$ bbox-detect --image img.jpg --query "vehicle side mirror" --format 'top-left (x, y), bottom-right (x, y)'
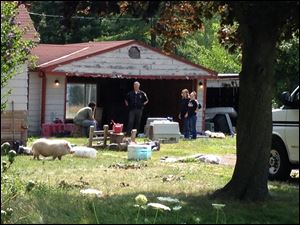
top-left (280, 91), bottom-right (292, 106)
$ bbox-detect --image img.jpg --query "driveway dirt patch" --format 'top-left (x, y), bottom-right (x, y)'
top-left (219, 154), bottom-right (236, 166)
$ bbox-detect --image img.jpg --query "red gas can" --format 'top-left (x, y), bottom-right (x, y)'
top-left (112, 120), bottom-right (123, 133)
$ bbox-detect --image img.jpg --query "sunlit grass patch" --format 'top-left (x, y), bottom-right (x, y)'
top-left (1, 136), bottom-right (298, 224)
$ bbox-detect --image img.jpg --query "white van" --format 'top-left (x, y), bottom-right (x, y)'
top-left (270, 86), bottom-right (299, 180)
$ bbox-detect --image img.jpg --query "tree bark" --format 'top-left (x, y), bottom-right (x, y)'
top-left (213, 6), bottom-right (279, 201)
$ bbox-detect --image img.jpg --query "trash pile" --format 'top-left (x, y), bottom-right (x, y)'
top-left (80, 188), bottom-right (103, 198)
top-left (108, 162), bottom-right (147, 170)
top-left (204, 130), bottom-right (226, 139)
top-left (160, 154), bottom-right (221, 164)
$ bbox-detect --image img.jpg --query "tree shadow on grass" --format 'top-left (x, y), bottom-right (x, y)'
top-left (16, 183), bottom-right (299, 224)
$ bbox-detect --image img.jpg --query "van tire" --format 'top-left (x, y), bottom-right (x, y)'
top-left (268, 139), bottom-right (291, 181)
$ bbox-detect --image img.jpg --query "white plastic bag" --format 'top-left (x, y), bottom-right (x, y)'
top-left (72, 146), bottom-right (97, 158)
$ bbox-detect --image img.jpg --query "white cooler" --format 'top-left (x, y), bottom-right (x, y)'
top-left (127, 144), bottom-right (152, 160)
top-left (144, 117), bottom-right (170, 137)
top-left (149, 121), bottom-right (180, 143)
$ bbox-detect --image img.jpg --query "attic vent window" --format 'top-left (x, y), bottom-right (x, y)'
top-left (128, 46), bottom-right (140, 59)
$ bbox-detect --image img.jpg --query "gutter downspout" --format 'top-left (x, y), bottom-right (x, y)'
top-left (39, 71), bottom-right (46, 128)
top-left (64, 76), bottom-right (67, 122)
top-left (202, 79), bottom-right (207, 131)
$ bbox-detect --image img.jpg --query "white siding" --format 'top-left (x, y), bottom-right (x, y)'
top-left (207, 79), bottom-right (239, 88)
top-left (45, 75), bottom-right (65, 123)
top-left (197, 79), bottom-right (205, 132)
top-left (53, 44), bottom-right (212, 77)
top-left (28, 72), bottom-right (42, 135)
top-left (1, 64), bottom-right (28, 111)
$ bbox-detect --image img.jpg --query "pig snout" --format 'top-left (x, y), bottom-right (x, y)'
top-left (65, 143), bottom-right (74, 154)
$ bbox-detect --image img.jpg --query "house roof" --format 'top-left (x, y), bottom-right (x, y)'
top-left (31, 40), bottom-right (218, 79)
top-left (15, 4), bottom-right (40, 42)
top-left (31, 40), bottom-right (134, 68)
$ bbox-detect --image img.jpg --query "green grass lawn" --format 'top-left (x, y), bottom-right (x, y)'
top-left (1, 136), bottom-right (299, 224)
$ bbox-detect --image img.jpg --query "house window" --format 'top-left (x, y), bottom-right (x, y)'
top-left (128, 46), bottom-right (140, 59)
top-left (66, 83), bottom-right (97, 119)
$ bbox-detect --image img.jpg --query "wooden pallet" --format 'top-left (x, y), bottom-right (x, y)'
top-left (1, 110), bottom-right (28, 145)
top-left (88, 125), bottom-right (111, 148)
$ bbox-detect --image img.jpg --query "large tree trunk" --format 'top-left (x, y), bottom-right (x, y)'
top-left (213, 6), bottom-right (279, 201)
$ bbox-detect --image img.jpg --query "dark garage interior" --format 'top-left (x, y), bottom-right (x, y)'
top-left (66, 76), bottom-right (195, 132)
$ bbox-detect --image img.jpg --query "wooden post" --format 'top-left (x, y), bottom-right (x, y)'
top-left (88, 125), bottom-right (95, 147)
top-left (131, 129), bottom-right (137, 143)
top-left (103, 125), bottom-right (109, 147)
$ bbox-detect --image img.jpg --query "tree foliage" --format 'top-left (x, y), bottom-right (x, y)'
top-left (95, 15), bottom-right (152, 44)
top-left (176, 16), bottom-right (241, 73)
top-left (1, 1), bottom-right (35, 111)
top-left (27, 1), bottom-right (103, 44)
top-left (273, 31), bottom-right (299, 106)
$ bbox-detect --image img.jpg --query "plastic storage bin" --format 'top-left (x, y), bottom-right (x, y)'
top-left (127, 144), bottom-right (151, 160)
top-left (149, 121), bottom-right (181, 143)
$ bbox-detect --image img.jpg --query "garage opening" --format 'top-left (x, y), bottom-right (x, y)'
top-left (66, 76), bottom-right (194, 133)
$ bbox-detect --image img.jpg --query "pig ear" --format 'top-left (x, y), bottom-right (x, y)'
top-left (65, 143), bottom-right (69, 147)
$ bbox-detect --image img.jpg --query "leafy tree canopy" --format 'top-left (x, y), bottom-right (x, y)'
top-left (273, 31), bottom-right (299, 106)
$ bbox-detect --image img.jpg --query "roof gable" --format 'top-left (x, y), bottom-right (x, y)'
top-left (31, 40), bottom-right (135, 67)
top-left (32, 40), bottom-right (217, 79)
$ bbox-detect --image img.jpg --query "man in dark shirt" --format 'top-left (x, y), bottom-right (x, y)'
top-left (125, 81), bottom-right (149, 135)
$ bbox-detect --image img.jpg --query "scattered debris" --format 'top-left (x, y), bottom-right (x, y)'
top-left (120, 182), bottom-right (130, 187)
top-left (18, 146), bottom-right (32, 155)
top-left (147, 203), bottom-right (171, 211)
top-left (205, 130), bottom-right (225, 139)
top-left (108, 163), bottom-right (147, 170)
top-left (58, 177), bottom-right (89, 189)
top-left (72, 146), bottom-right (97, 158)
top-left (143, 140), bottom-right (160, 151)
top-left (161, 174), bottom-right (185, 182)
top-left (157, 196), bottom-right (180, 203)
top-left (160, 154), bottom-right (221, 164)
top-left (197, 155), bottom-right (220, 164)
top-left (108, 143), bottom-right (120, 150)
top-left (1, 142), bottom-right (11, 155)
top-left (291, 170), bottom-right (299, 178)
top-left (108, 139), bottom-right (160, 152)
top-left (80, 188), bottom-right (103, 198)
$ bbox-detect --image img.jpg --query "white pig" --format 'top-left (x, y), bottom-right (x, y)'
top-left (32, 138), bottom-right (74, 160)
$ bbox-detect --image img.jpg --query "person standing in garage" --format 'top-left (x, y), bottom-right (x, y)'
top-left (187, 91), bottom-right (199, 139)
top-left (125, 81), bottom-right (149, 135)
top-left (178, 89), bottom-right (190, 139)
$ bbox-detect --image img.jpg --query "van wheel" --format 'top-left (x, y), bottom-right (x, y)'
top-left (268, 139), bottom-right (291, 181)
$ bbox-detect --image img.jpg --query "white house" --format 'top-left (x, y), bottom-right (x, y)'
top-left (1, 4), bottom-right (39, 145)
top-left (29, 40), bottom-right (218, 135)
top-left (4, 4), bottom-right (240, 141)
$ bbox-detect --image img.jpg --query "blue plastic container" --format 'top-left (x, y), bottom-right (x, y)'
top-left (127, 144), bottom-right (151, 160)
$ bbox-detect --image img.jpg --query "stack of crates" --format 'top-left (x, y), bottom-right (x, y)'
top-left (42, 123), bottom-right (51, 137)
top-left (51, 123), bottom-right (64, 136)
top-left (64, 123), bottom-right (75, 134)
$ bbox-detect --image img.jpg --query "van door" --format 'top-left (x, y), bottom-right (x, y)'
top-left (285, 89), bottom-right (299, 163)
